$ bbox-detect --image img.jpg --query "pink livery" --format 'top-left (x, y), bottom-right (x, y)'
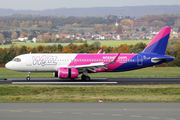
top-left (5, 27), bottom-right (174, 81)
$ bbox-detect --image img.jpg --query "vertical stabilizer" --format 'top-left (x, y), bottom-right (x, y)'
top-left (141, 27), bottom-right (171, 55)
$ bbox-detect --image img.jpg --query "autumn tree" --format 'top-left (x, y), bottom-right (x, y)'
top-left (21, 31), bottom-right (28, 37)
top-left (57, 44), bottom-right (63, 52)
top-left (12, 20), bottom-right (18, 27)
top-left (11, 32), bottom-right (18, 39)
top-left (174, 19), bottom-right (180, 28)
top-left (36, 45), bottom-right (44, 53)
top-left (20, 21), bottom-right (26, 27)
top-left (7, 45), bottom-right (17, 61)
top-left (150, 20), bottom-right (167, 27)
top-left (130, 42), bottom-right (146, 53)
top-left (47, 21), bottom-right (52, 28)
top-left (18, 46), bottom-right (27, 55)
top-left (95, 24), bottom-right (104, 32)
top-left (0, 49), bottom-right (8, 64)
top-left (0, 21), bottom-right (4, 27)
top-left (0, 33), bottom-right (4, 40)
top-left (51, 34), bottom-right (56, 42)
top-left (38, 21), bottom-right (46, 27)
top-left (43, 34), bottom-right (51, 42)
top-left (26, 21), bottom-right (30, 27)
top-left (3, 31), bottom-right (11, 38)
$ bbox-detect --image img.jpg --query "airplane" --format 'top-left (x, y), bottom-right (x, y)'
top-left (5, 27), bottom-right (174, 81)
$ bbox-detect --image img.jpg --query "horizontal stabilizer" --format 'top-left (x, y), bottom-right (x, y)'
top-left (151, 56), bottom-right (174, 63)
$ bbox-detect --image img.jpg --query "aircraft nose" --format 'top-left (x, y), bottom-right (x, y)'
top-left (5, 62), bottom-right (12, 70)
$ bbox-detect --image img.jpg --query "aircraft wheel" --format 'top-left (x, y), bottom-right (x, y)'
top-left (81, 75), bottom-right (86, 80)
top-left (85, 76), bottom-right (90, 81)
top-left (26, 77), bottom-right (30, 81)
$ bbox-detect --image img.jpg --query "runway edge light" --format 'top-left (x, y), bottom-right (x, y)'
top-left (99, 99), bottom-right (103, 103)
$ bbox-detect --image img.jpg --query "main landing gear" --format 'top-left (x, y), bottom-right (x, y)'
top-left (26, 72), bottom-right (31, 81)
top-left (81, 74), bottom-right (90, 81)
top-left (81, 70), bottom-right (90, 81)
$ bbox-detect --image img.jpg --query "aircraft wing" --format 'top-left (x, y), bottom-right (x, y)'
top-left (73, 62), bottom-right (107, 72)
top-left (70, 52), bottom-right (121, 72)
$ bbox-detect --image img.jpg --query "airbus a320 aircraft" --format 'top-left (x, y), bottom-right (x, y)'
top-left (5, 27), bottom-right (174, 81)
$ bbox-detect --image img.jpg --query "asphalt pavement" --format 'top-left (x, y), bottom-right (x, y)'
top-left (0, 77), bottom-right (180, 85)
top-left (0, 103), bottom-right (179, 120)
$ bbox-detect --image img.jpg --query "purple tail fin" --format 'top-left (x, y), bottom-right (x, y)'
top-left (141, 27), bottom-right (171, 55)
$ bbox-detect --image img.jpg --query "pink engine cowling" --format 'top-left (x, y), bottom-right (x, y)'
top-left (56, 67), bottom-right (78, 79)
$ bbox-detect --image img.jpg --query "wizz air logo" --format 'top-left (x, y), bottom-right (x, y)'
top-left (32, 56), bottom-right (57, 66)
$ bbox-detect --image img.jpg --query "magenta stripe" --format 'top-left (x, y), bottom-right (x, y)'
top-left (145, 27), bottom-right (171, 49)
top-left (68, 54), bottom-right (136, 71)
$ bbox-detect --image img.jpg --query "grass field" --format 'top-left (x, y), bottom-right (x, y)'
top-left (0, 40), bottom-right (151, 48)
top-left (88, 40), bottom-right (151, 47)
top-left (1, 67), bottom-right (180, 102)
top-left (0, 85), bottom-right (180, 102)
top-left (0, 67), bottom-right (180, 78)
top-left (0, 43), bottom-right (84, 48)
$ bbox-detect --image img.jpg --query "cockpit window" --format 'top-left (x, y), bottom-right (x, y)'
top-left (13, 58), bottom-right (21, 62)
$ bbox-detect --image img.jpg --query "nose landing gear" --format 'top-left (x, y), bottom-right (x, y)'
top-left (26, 72), bottom-right (31, 81)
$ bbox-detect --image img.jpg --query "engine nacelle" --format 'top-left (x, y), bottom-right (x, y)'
top-left (57, 67), bottom-right (78, 79)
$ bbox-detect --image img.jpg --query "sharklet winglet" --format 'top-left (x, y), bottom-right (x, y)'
top-left (97, 49), bottom-right (102, 54)
top-left (107, 52), bottom-right (120, 64)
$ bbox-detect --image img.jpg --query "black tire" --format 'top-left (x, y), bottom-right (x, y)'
top-left (81, 75), bottom-right (86, 80)
top-left (26, 77), bottom-right (30, 81)
top-left (85, 76), bottom-right (90, 81)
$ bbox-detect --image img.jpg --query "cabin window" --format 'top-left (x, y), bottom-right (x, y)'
top-left (13, 58), bottom-right (21, 62)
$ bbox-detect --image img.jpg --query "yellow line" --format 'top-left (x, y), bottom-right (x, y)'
top-left (112, 114), bottom-right (123, 116)
top-left (130, 115), bottom-right (142, 118)
top-left (148, 117), bottom-right (160, 119)
top-left (72, 112), bottom-right (83, 114)
top-left (92, 113), bottom-right (104, 115)
top-left (166, 118), bottom-right (176, 120)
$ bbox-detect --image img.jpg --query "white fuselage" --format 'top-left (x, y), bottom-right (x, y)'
top-left (6, 54), bottom-right (77, 72)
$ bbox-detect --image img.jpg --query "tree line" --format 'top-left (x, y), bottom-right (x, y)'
top-left (0, 42), bottom-right (180, 67)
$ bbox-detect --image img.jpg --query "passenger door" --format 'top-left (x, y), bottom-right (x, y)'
top-left (137, 55), bottom-right (143, 66)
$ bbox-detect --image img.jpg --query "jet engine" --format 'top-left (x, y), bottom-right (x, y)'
top-left (53, 67), bottom-right (79, 79)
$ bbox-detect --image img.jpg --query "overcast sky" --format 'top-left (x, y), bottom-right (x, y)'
top-left (1, 0), bottom-right (180, 10)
